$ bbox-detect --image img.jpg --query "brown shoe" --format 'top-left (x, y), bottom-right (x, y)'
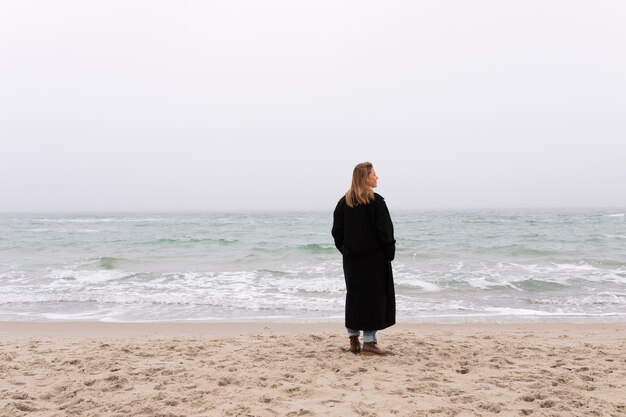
top-left (362, 342), bottom-right (386, 356)
top-left (349, 336), bottom-right (361, 354)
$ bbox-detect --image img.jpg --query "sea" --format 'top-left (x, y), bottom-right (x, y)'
top-left (1, 209), bottom-right (625, 323)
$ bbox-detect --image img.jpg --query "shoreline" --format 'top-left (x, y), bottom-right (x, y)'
top-left (2, 320), bottom-right (626, 337)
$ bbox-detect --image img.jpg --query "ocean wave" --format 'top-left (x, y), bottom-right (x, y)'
top-left (76, 257), bottom-right (132, 270)
top-left (552, 263), bottom-right (598, 271)
top-left (34, 217), bottom-right (168, 224)
top-left (148, 237), bottom-right (240, 246)
top-left (296, 243), bottom-right (336, 254)
top-left (513, 279), bottom-right (569, 291)
top-left (98, 257), bottom-right (120, 270)
top-left (395, 280), bottom-right (441, 292)
top-left (465, 278), bottom-right (523, 291)
top-left (392, 261), bottom-right (626, 292)
top-left (603, 234), bottom-right (626, 239)
top-left (46, 268), bottom-right (133, 283)
top-left (483, 307), bottom-right (554, 316)
top-left (529, 293), bottom-right (626, 306)
top-left (510, 262), bottom-right (620, 277)
top-left (0, 271), bottom-right (30, 283)
top-left (36, 218), bottom-right (116, 224)
top-left (606, 213), bottom-right (624, 218)
top-left (469, 245), bottom-right (562, 257)
top-left (254, 269), bottom-right (290, 278)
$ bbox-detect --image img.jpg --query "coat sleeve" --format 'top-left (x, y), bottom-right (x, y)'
top-left (331, 200), bottom-right (344, 254)
top-left (375, 198), bottom-right (396, 261)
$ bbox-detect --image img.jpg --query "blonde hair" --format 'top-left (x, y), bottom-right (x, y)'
top-left (345, 162), bottom-right (375, 208)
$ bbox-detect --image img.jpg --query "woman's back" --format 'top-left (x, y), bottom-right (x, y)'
top-left (331, 162), bottom-right (396, 350)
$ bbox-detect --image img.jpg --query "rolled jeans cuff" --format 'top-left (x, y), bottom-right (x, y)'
top-left (346, 328), bottom-right (377, 343)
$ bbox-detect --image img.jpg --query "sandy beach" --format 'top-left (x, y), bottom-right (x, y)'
top-left (1, 322), bottom-right (625, 417)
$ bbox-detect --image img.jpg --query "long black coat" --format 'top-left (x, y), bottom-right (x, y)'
top-left (331, 193), bottom-right (396, 330)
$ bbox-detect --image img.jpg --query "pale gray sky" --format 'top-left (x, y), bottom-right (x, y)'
top-left (1, 1), bottom-right (625, 211)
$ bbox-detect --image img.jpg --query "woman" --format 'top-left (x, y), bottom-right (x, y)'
top-left (331, 162), bottom-right (396, 356)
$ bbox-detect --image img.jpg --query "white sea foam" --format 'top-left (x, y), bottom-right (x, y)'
top-left (37, 218), bottom-right (116, 223)
top-left (0, 271), bottom-right (29, 283)
top-left (35, 217), bottom-right (167, 224)
top-left (533, 293), bottom-right (626, 306)
top-left (466, 278), bottom-right (499, 290)
top-left (46, 269), bottom-right (132, 283)
top-left (483, 307), bottom-right (553, 316)
top-left (606, 213), bottom-right (625, 217)
top-left (553, 263), bottom-right (598, 271)
top-left (405, 280), bottom-right (441, 292)
top-left (604, 234), bottom-right (626, 239)
top-left (41, 310), bottom-right (114, 321)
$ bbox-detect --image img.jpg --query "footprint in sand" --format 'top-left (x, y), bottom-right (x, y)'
top-left (11, 402), bottom-right (38, 412)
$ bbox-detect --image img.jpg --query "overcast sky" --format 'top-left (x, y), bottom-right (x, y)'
top-left (1, 1), bottom-right (625, 212)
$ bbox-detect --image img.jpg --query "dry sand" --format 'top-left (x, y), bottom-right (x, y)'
top-left (1, 322), bottom-right (625, 417)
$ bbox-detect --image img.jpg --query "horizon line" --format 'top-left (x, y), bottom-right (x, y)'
top-left (1, 206), bottom-right (625, 214)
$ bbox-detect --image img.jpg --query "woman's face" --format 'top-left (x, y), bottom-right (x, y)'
top-left (366, 169), bottom-right (378, 188)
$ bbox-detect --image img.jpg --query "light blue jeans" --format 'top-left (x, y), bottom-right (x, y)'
top-left (346, 328), bottom-right (377, 343)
